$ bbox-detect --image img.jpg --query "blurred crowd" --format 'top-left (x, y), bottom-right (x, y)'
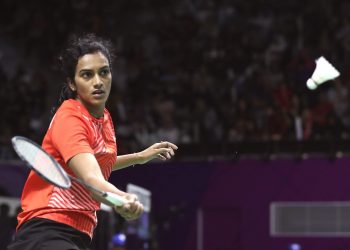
top-left (0, 0), bottom-right (350, 158)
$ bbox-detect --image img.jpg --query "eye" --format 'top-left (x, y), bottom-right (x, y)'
top-left (100, 68), bottom-right (110, 77)
top-left (81, 71), bottom-right (92, 79)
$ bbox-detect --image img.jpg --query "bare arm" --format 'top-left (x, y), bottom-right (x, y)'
top-left (68, 152), bottom-right (143, 219)
top-left (113, 141), bottom-right (178, 171)
top-left (68, 153), bottom-right (125, 196)
top-left (112, 153), bottom-right (142, 171)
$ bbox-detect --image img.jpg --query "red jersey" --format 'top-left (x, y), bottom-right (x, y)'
top-left (17, 99), bottom-right (117, 238)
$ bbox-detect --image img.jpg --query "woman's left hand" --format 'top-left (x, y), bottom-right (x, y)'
top-left (137, 141), bottom-right (178, 164)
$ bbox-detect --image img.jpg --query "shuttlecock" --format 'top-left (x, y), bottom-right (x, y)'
top-left (306, 56), bottom-right (340, 90)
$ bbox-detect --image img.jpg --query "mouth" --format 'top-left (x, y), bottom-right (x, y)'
top-left (92, 90), bottom-right (105, 97)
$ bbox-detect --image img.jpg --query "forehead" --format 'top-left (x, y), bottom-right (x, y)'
top-left (76, 52), bottom-right (109, 71)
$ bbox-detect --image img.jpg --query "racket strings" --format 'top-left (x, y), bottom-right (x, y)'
top-left (16, 139), bottom-right (71, 188)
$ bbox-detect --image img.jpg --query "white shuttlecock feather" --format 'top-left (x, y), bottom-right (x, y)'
top-left (306, 56), bottom-right (340, 90)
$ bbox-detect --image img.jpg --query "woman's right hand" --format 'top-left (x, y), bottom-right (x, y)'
top-left (114, 193), bottom-right (144, 221)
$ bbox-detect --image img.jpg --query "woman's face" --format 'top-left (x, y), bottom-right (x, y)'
top-left (70, 52), bottom-right (112, 117)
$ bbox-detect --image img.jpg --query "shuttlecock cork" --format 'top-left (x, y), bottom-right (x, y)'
top-left (306, 56), bottom-right (340, 90)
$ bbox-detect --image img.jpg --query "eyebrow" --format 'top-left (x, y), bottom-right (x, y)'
top-left (78, 65), bottom-right (110, 74)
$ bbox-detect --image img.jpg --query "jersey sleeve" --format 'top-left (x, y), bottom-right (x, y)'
top-left (51, 111), bottom-right (94, 163)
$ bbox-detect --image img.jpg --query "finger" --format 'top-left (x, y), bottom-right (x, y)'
top-left (125, 193), bottom-right (139, 203)
top-left (165, 152), bottom-right (171, 159)
top-left (114, 206), bottom-right (123, 213)
top-left (128, 202), bottom-right (143, 219)
top-left (167, 142), bottom-right (178, 150)
top-left (159, 152), bottom-right (172, 160)
top-left (123, 203), bottom-right (130, 212)
top-left (157, 153), bottom-right (167, 161)
top-left (164, 147), bottom-right (175, 156)
top-left (122, 202), bottom-right (144, 221)
top-left (154, 148), bottom-right (171, 156)
top-left (156, 141), bottom-right (175, 149)
top-left (114, 205), bottom-right (129, 216)
top-left (160, 150), bottom-right (172, 159)
top-left (135, 202), bottom-right (144, 216)
top-left (125, 194), bottom-right (140, 209)
top-left (161, 141), bottom-right (178, 150)
top-left (128, 201), bottom-right (140, 213)
top-left (129, 194), bottom-right (139, 202)
top-left (135, 202), bottom-right (144, 217)
top-left (154, 141), bottom-right (166, 148)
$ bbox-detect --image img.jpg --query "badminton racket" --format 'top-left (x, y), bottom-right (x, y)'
top-left (11, 136), bottom-right (127, 207)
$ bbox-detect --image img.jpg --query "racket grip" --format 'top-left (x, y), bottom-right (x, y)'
top-left (104, 192), bottom-right (128, 206)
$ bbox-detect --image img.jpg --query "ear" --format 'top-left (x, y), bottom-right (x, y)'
top-left (67, 78), bottom-right (76, 92)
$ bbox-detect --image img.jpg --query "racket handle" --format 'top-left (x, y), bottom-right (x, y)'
top-left (104, 192), bottom-right (128, 206)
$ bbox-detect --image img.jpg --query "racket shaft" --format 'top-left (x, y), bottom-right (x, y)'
top-left (70, 175), bottom-right (106, 195)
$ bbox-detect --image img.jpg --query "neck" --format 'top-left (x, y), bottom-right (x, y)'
top-left (74, 98), bottom-right (104, 118)
top-left (87, 105), bottom-right (104, 118)
top-left (90, 110), bottom-right (104, 119)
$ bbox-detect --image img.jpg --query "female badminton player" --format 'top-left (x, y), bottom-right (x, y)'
top-left (7, 34), bottom-right (178, 250)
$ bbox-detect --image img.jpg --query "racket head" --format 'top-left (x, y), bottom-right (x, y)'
top-left (11, 136), bottom-right (71, 189)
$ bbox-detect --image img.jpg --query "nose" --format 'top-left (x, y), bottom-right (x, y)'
top-left (93, 75), bottom-right (103, 88)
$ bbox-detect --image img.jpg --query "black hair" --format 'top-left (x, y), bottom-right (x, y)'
top-left (53, 33), bottom-right (115, 113)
